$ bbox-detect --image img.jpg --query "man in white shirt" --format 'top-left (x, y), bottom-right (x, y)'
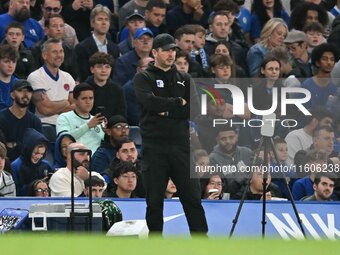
top-left (285, 107), bottom-right (334, 165)
top-left (28, 38), bottom-right (75, 125)
top-left (49, 142), bottom-right (90, 197)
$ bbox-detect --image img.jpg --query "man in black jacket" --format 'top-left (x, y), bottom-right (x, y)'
top-left (75, 4), bottom-right (120, 82)
top-left (133, 33), bottom-right (208, 235)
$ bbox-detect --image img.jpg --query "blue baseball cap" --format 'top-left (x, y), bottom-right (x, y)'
top-left (133, 27), bottom-right (154, 40)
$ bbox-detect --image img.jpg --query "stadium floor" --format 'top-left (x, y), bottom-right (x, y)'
top-left (1, 234), bottom-right (339, 254)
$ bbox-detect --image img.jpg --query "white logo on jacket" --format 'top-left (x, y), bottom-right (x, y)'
top-left (177, 81), bottom-right (185, 86)
top-left (156, 80), bottom-right (164, 88)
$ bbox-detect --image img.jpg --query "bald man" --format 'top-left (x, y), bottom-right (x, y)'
top-left (49, 142), bottom-right (90, 197)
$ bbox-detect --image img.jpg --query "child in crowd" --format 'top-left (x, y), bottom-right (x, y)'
top-left (175, 50), bottom-right (190, 73)
top-left (303, 22), bottom-right (327, 54)
top-left (11, 128), bottom-right (54, 196)
top-left (188, 24), bottom-right (209, 70)
top-left (28, 179), bottom-right (49, 197)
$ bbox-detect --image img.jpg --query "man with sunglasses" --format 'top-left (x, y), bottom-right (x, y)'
top-left (38, 0), bottom-right (78, 48)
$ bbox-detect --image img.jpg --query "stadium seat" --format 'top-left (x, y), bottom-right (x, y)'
top-left (129, 126), bottom-right (141, 146)
top-left (42, 124), bottom-right (57, 143)
top-left (41, 124), bottom-right (57, 165)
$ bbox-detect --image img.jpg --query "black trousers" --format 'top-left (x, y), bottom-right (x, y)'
top-left (142, 141), bottom-right (208, 234)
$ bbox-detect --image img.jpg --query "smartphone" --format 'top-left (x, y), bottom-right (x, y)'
top-left (208, 189), bottom-right (218, 194)
top-left (96, 106), bottom-right (105, 116)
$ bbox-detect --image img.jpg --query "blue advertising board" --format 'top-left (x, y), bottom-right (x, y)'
top-left (0, 198), bottom-right (339, 239)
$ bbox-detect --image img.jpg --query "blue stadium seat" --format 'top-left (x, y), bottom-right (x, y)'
top-left (129, 126), bottom-right (141, 146)
top-left (42, 124), bottom-right (57, 143)
top-left (41, 124), bottom-right (57, 165)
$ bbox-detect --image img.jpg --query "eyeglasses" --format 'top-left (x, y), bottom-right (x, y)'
top-left (44, 7), bottom-right (61, 13)
top-left (113, 124), bottom-right (129, 130)
top-left (35, 188), bottom-right (50, 193)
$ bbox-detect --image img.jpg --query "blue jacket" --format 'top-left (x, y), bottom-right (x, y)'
top-left (0, 76), bottom-right (17, 110)
top-left (112, 49), bottom-right (140, 87)
top-left (123, 79), bottom-right (141, 126)
top-left (0, 13), bottom-right (44, 48)
top-left (11, 128), bottom-right (53, 196)
top-left (91, 141), bottom-right (116, 175)
top-left (53, 133), bottom-right (76, 169)
top-left (246, 43), bottom-right (268, 77)
top-left (292, 176), bottom-right (314, 201)
top-left (118, 37), bottom-right (133, 55)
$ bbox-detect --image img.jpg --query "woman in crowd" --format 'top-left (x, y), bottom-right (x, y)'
top-left (247, 18), bottom-right (288, 77)
top-left (213, 40), bottom-right (247, 77)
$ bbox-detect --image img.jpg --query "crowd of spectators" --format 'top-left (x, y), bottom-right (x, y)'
top-left (0, 0), bottom-right (340, 203)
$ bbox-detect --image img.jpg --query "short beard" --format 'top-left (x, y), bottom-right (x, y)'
top-left (220, 144), bottom-right (236, 154)
top-left (14, 98), bottom-right (29, 108)
top-left (13, 8), bottom-right (30, 22)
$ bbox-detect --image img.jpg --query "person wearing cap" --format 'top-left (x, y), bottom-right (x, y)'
top-left (133, 33), bottom-right (208, 234)
top-left (91, 115), bottom-right (130, 174)
top-left (0, 79), bottom-right (42, 162)
top-left (118, 0), bottom-right (149, 29)
top-left (118, 9), bottom-right (146, 54)
top-left (56, 83), bottom-right (105, 153)
top-left (284, 29), bottom-right (312, 78)
top-left (0, 44), bottom-right (18, 111)
top-left (112, 27), bottom-right (153, 87)
top-left (74, 4), bottom-right (120, 82)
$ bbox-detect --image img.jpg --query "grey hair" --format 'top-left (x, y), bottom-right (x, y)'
top-left (41, 38), bottom-right (62, 53)
top-left (90, 4), bottom-right (111, 24)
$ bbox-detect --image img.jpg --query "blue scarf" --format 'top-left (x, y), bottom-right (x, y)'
top-left (191, 49), bottom-right (209, 69)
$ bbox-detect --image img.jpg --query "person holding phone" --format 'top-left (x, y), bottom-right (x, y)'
top-left (56, 83), bottom-right (105, 153)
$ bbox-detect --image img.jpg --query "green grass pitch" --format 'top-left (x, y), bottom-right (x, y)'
top-left (1, 234), bottom-right (339, 255)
